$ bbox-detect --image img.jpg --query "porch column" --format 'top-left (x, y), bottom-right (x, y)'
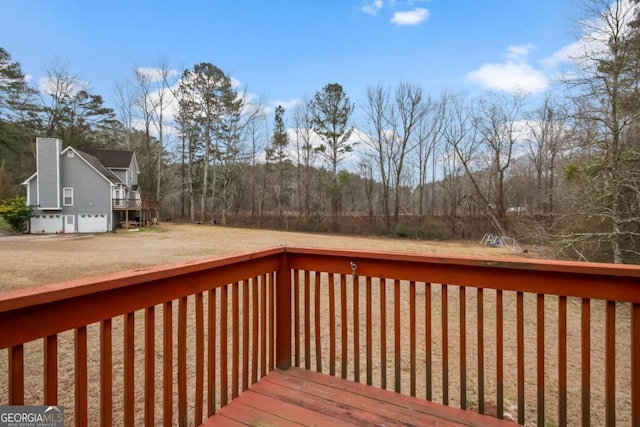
top-left (275, 251), bottom-right (292, 370)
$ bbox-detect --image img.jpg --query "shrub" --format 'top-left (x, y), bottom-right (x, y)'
top-left (0, 196), bottom-right (32, 232)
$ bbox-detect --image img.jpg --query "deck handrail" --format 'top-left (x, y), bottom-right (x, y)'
top-left (1, 247), bottom-right (639, 426)
top-left (112, 198), bottom-right (159, 209)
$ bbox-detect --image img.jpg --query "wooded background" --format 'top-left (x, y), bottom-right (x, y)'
top-left (1, 0), bottom-right (639, 263)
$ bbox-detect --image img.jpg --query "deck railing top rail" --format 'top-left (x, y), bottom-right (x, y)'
top-left (284, 247), bottom-right (640, 302)
top-left (2, 246), bottom-right (639, 318)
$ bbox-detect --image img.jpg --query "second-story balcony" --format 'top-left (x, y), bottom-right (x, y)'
top-left (113, 198), bottom-right (160, 210)
top-left (0, 247), bottom-right (638, 426)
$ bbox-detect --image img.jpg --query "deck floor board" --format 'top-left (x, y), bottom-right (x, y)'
top-left (202, 368), bottom-right (516, 427)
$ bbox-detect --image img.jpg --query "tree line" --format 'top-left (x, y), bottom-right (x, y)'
top-left (1, 0), bottom-right (639, 263)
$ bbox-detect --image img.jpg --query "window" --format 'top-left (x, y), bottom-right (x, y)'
top-left (67, 151), bottom-right (74, 158)
top-left (114, 187), bottom-right (124, 207)
top-left (63, 187), bottom-right (73, 206)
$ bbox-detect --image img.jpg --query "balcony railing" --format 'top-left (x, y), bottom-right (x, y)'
top-left (0, 247), bottom-right (638, 426)
top-left (112, 199), bottom-right (160, 209)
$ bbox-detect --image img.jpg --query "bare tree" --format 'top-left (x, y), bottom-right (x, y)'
top-left (559, 0), bottom-right (640, 263)
top-left (414, 95), bottom-right (445, 217)
top-left (443, 91), bottom-right (506, 236)
top-left (134, 68), bottom-right (159, 198)
top-left (363, 84), bottom-right (392, 225)
top-left (150, 58), bottom-right (177, 202)
top-left (474, 91), bottom-right (525, 220)
top-left (293, 100), bottom-right (317, 217)
top-left (216, 88), bottom-right (264, 225)
top-left (363, 82), bottom-right (427, 226)
top-left (525, 96), bottom-right (570, 214)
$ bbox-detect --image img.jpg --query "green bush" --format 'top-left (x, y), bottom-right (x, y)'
top-left (0, 196), bottom-right (32, 232)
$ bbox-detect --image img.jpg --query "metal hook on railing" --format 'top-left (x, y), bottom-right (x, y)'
top-left (350, 261), bottom-right (357, 280)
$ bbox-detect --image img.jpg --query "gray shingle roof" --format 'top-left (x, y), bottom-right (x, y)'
top-left (82, 149), bottom-right (134, 169)
top-left (76, 150), bottom-right (123, 185)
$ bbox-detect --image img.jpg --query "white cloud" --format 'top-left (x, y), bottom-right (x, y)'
top-left (467, 45), bottom-right (549, 94)
top-left (230, 77), bottom-right (242, 88)
top-left (362, 0), bottom-right (383, 15)
top-left (390, 7), bottom-right (429, 26)
top-left (467, 62), bottom-right (548, 94)
top-left (506, 44), bottom-right (533, 60)
top-left (271, 99), bottom-right (302, 112)
top-left (539, 42), bottom-right (581, 69)
top-left (539, 0), bottom-right (637, 72)
top-left (135, 67), bottom-right (180, 82)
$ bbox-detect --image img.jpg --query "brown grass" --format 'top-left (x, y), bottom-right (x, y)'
top-left (0, 223), bottom-right (631, 426)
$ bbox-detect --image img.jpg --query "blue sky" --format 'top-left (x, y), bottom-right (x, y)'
top-left (1, 1), bottom-right (579, 117)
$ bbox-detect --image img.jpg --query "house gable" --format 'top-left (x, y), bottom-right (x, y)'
top-left (59, 149), bottom-right (113, 214)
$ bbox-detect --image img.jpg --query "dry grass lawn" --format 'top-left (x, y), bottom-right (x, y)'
top-left (0, 223), bottom-right (632, 426)
top-left (0, 222), bottom-right (523, 292)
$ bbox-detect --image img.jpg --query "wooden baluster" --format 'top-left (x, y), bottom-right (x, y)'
top-left (220, 288), bottom-right (228, 408)
top-left (242, 280), bottom-right (249, 391)
top-left (195, 293), bottom-right (205, 422)
top-left (163, 302), bottom-right (173, 427)
top-left (252, 276), bottom-right (258, 384)
top-left (44, 334), bottom-right (58, 405)
top-left (558, 296), bottom-right (567, 427)
top-left (517, 292), bottom-right (524, 425)
top-left (442, 284), bottom-right (449, 405)
top-left (341, 274), bottom-right (348, 379)
top-left (426, 282), bottom-right (432, 401)
top-left (329, 273), bottom-right (336, 376)
top-left (304, 270), bottom-right (311, 371)
top-left (232, 282), bottom-right (239, 400)
top-left (294, 271), bottom-right (300, 368)
top-left (269, 271), bottom-right (275, 372)
top-left (460, 286), bottom-right (467, 409)
top-left (353, 272), bottom-right (360, 383)
top-left (261, 273), bottom-right (267, 377)
top-left (380, 277), bottom-right (387, 390)
top-left (394, 279), bottom-right (401, 393)
top-left (496, 290), bottom-right (504, 419)
top-left (145, 306), bottom-right (155, 426)
top-left (124, 313), bottom-right (135, 427)
top-left (178, 298), bottom-right (187, 427)
top-left (8, 344), bottom-right (24, 405)
top-left (581, 299), bottom-right (590, 427)
top-left (100, 320), bottom-right (112, 427)
top-left (632, 303), bottom-right (640, 426)
top-left (366, 276), bottom-right (372, 386)
top-left (314, 271), bottom-right (322, 373)
top-left (605, 301), bottom-right (616, 426)
top-left (410, 281), bottom-right (416, 397)
top-left (537, 294), bottom-right (545, 427)
top-left (75, 326), bottom-right (88, 427)
top-left (477, 288), bottom-right (484, 414)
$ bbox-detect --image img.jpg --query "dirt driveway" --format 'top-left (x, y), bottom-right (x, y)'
top-left (0, 223), bottom-right (520, 293)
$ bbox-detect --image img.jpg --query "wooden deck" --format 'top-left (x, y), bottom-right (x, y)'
top-left (203, 367), bottom-right (514, 426)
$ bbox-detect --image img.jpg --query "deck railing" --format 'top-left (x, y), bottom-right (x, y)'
top-left (112, 199), bottom-right (159, 209)
top-left (0, 247), bottom-right (639, 426)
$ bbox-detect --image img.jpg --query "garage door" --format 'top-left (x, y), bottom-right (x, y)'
top-left (77, 213), bottom-right (108, 233)
top-left (30, 214), bottom-right (63, 234)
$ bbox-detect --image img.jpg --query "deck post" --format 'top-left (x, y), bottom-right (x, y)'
top-left (276, 250), bottom-right (292, 370)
